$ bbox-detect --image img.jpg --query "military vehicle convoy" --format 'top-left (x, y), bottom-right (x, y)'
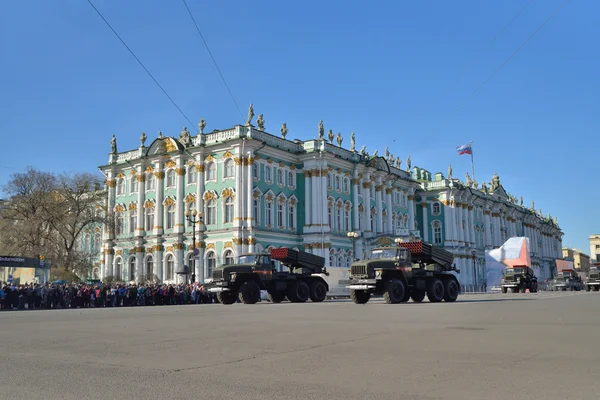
top-left (339, 239), bottom-right (461, 304)
top-left (552, 269), bottom-right (583, 291)
top-left (206, 248), bottom-right (329, 305)
top-left (500, 266), bottom-right (538, 293)
top-left (584, 265), bottom-right (600, 291)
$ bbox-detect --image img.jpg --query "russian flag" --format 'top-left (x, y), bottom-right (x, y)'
top-left (456, 143), bottom-right (472, 155)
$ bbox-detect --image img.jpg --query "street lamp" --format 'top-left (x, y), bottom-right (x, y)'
top-left (185, 209), bottom-right (203, 284)
top-left (347, 232), bottom-right (359, 260)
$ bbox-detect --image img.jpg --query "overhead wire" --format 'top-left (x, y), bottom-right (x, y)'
top-left (181, 0), bottom-right (245, 123)
top-left (86, 0), bottom-right (199, 132)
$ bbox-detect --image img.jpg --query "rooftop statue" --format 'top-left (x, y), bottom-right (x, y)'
top-left (520, 196), bottom-right (523, 206)
top-left (336, 132), bottom-right (343, 147)
top-left (395, 157), bottom-right (401, 168)
top-left (385, 146), bottom-right (389, 159)
top-left (158, 131), bottom-right (164, 139)
top-left (465, 172), bottom-right (471, 186)
top-left (179, 126), bottom-right (191, 147)
top-left (328, 129), bottom-right (334, 143)
top-left (350, 132), bottom-right (356, 152)
top-left (406, 156), bottom-right (411, 171)
top-left (318, 120), bottom-right (324, 140)
top-left (198, 118), bottom-right (206, 134)
top-left (111, 135), bottom-right (117, 154)
top-left (447, 164), bottom-right (452, 179)
top-left (246, 103), bottom-right (254, 126)
top-left (280, 123), bottom-right (288, 139)
top-left (256, 114), bottom-right (265, 131)
top-left (360, 146), bottom-right (366, 155)
top-left (140, 132), bottom-right (147, 147)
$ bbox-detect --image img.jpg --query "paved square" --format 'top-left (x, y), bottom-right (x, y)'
top-left (0, 292), bottom-right (597, 400)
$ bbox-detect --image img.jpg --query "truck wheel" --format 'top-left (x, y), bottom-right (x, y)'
top-left (520, 287), bottom-right (526, 293)
top-left (443, 280), bottom-right (459, 302)
top-left (410, 290), bottom-right (426, 303)
top-left (585, 285), bottom-right (591, 292)
top-left (217, 291), bottom-right (236, 305)
top-left (238, 281), bottom-right (261, 304)
top-left (531, 283), bottom-right (538, 293)
top-left (287, 281), bottom-right (309, 303)
top-left (383, 279), bottom-right (406, 304)
top-left (594, 286), bottom-right (599, 292)
top-left (350, 290), bottom-right (370, 304)
top-left (426, 279), bottom-right (444, 303)
top-left (267, 291), bottom-right (286, 303)
top-left (501, 287), bottom-right (507, 294)
top-left (511, 287), bottom-right (518, 293)
top-left (309, 281), bottom-right (327, 302)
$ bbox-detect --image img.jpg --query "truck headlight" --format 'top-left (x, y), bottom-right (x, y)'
top-left (375, 270), bottom-right (382, 278)
top-left (230, 273), bottom-right (236, 281)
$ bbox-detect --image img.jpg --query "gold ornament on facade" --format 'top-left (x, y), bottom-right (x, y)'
top-left (128, 202), bottom-right (137, 211)
top-left (290, 164), bottom-right (296, 170)
top-left (152, 245), bottom-right (164, 252)
top-left (222, 241), bottom-right (232, 249)
top-left (223, 150), bottom-right (234, 159)
top-left (352, 178), bottom-right (360, 185)
top-left (116, 250), bottom-right (123, 256)
top-left (408, 195), bottom-right (414, 201)
top-left (242, 238), bottom-right (249, 245)
top-left (145, 166), bottom-right (155, 173)
top-left (104, 248), bottom-right (114, 255)
top-left (304, 243), bottom-right (313, 249)
top-left (385, 188), bottom-right (393, 195)
top-left (184, 193), bottom-right (196, 204)
top-left (277, 195), bottom-right (286, 205)
top-left (130, 169), bottom-right (137, 176)
top-left (197, 240), bottom-right (206, 249)
top-left (206, 243), bottom-right (215, 250)
top-left (266, 158), bottom-right (273, 164)
top-left (106, 179), bottom-right (116, 188)
top-left (362, 182), bottom-right (371, 189)
top-left (249, 237), bottom-right (257, 245)
top-left (312, 242), bottom-right (322, 249)
top-left (345, 203), bottom-right (351, 212)
top-left (175, 167), bottom-right (186, 176)
top-left (321, 168), bottom-right (328, 175)
top-left (375, 184), bottom-right (384, 192)
top-left (265, 193), bottom-right (273, 202)
top-left (146, 247), bottom-right (153, 253)
top-left (203, 191), bottom-right (217, 201)
top-left (186, 159), bottom-right (195, 167)
top-left (205, 154), bottom-right (215, 162)
top-left (143, 199), bottom-right (155, 209)
top-left (222, 188), bottom-right (235, 199)
top-left (114, 204), bottom-right (126, 213)
top-left (95, 226), bottom-right (101, 233)
top-left (234, 157), bottom-right (243, 165)
top-left (303, 171), bottom-right (311, 178)
top-left (232, 238), bottom-right (242, 245)
top-left (165, 160), bottom-right (176, 169)
top-left (136, 174), bottom-right (145, 182)
top-left (196, 164), bottom-right (205, 172)
top-left (358, 204), bottom-right (364, 212)
top-left (165, 246), bottom-right (174, 253)
top-left (278, 161), bottom-right (285, 167)
top-left (164, 197), bottom-right (176, 206)
top-left (370, 208), bottom-right (377, 215)
top-left (164, 139), bottom-right (177, 153)
top-left (173, 243), bottom-right (185, 250)
top-left (116, 172), bottom-right (125, 179)
top-left (252, 190), bottom-right (261, 199)
top-left (154, 171), bottom-right (165, 180)
top-left (289, 198), bottom-right (297, 206)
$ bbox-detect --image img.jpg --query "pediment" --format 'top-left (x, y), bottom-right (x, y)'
top-left (146, 137), bottom-right (183, 156)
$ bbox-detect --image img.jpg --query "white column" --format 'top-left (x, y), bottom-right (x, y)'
top-left (385, 186), bottom-right (393, 234)
top-left (362, 177), bottom-right (372, 234)
top-left (246, 153), bottom-right (254, 253)
top-left (304, 170), bottom-right (311, 226)
top-left (468, 206), bottom-right (475, 246)
top-left (457, 203), bottom-right (464, 245)
top-left (154, 161), bottom-right (164, 236)
top-left (154, 247), bottom-right (163, 282)
top-left (375, 181), bottom-right (383, 234)
top-left (136, 166), bottom-right (146, 237)
top-left (444, 201), bottom-right (452, 245)
top-left (321, 167), bottom-right (328, 232)
top-left (311, 169), bottom-right (320, 226)
top-left (408, 190), bottom-right (415, 232)
top-left (175, 157), bottom-right (185, 234)
top-left (233, 154), bottom-right (243, 228)
top-left (462, 205), bottom-right (470, 245)
top-left (483, 210), bottom-right (491, 247)
top-left (352, 177), bottom-right (359, 230)
top-left (421, 202), bottom-right (429, 242)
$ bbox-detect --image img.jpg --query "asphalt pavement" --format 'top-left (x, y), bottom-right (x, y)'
top-left (0, 291), bottom-right (598, 400)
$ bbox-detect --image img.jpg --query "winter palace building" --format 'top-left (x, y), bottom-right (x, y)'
top-left (93, 110), bottom-right (563, 292)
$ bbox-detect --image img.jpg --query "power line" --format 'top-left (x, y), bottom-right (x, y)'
top-left (86, 0), bottom-right (198, 132)
top-left (181, 0), bottom-right (245, 123)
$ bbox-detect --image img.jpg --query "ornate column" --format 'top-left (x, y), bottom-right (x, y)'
top-left (462, 204), bottom-right (470, 245)
top-left (311, 169), bottom-right (320, 226)
top-left (246, 153), bottom-right (254, 253)
top-left (104, 173), bottom-right (117, 277)
top-left (304, 170), bottom-right (311, 227)
top-left (385, 185), bottom-right (393, 234)
top-left (234, 152), bottom-right (244, 228)
top-left (154, 245), bottom-right (163, 282)
top-left (468, 205), bottom-right (476, 246)
top-left (175, 157), bottom-right (186, 234)
top-left (362, 177), bottom-right (372, 234)
top-left (421, 202), bottom-right (429, 242)
top-left (375, 178), bottom-right (383, 234)
top-left (197, 237), bottom-right (206, 283)
top-left (408, 188), bottom-right (415, 232)
top-left (451, 200), bottom-right (459, 245)
top-left (321, 166), bottom-right (329, 231)
top-left (196, 153), bottom-right (205, 225)
top-left (352, 176), bottom-right (360, 230)
top-left (153, 160), bottom-right (165, 236)
top-left (483, 209), bottom-right (492, 247)
top-left (443, 200), bottom-right (453, 245)
top-left (136, 166), bottom-right (146, 237)
top-left (135, 246), bottom-right (144, 282)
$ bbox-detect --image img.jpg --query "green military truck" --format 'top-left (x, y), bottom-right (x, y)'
top-left (552, 269), bottom-right (583, 291)
top-left (584, 265), bottom-right (600, 291)
top-left (500, 266), bottom-right (538, 293)
top-left (206, 248), bottom-right (329, 305)
top-left (339, 239), bottom-right (461, 304)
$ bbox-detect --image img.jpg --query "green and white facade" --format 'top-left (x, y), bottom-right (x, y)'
top-left (94, 121), bottom-right (562, 292)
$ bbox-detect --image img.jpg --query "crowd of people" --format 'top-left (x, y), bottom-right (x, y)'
top-left (0, 281), bottom-right (222, 310)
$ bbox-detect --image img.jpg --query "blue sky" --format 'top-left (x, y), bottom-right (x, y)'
top-left (1, 0), bottom-right (597, 254)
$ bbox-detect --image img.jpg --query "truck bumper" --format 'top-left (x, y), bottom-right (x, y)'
top-left (501, 283), bottom-right (519, 288)
top-left (206, 281), bottom-right (233, 293)
top-left (339, 279), bottom-right (378, 290)
top-left (586, 282), bottom-right (600, 286)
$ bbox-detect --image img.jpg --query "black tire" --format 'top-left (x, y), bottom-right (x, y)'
top-left (427, 279), bottom-right (444, 302)
top-left (217, 291), bottom-right (236, 305)
top-left (410, 290), bottom-right (426, 303)
top-left (267, 291), bottom-right (286, 303)
top-left (383, 279), bottom-right (406, 304)
top-left (501, 287), bottom-right (507, 294)
top-left (350, 289), bottom-right (370, 304)
top-left (287, 281), bottom-right (309, 303)
top-left (593, 286), bottom-right (599, 292)
top-left (585, 285), bottom-right (591, 292)
top-left (511, 287), bottom-right (519, 293)
top-left (443, 279), bottom-right (459, 302)
top-left (308, 280), bottom-right (327, 302)
top-left (238, 281), bottom-right (261, 304)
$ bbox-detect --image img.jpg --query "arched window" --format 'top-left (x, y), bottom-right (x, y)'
top-left (224, 159), bottom-right (234, 178)
top-left (335, 176), bottom-right (341, 191)
top-left (187, 253), bottom-right (195, 276)
top-left (336, 205), bottom-right (343, 231)
top-left (206, 251), bottom-right (216, 277)
top-left (223, 250), bottom-right (235, 265)
top-left (115, 212), bottom-right (124, 235)
top-left (432, 202), bottom-right (441, 216)
top-left (287, 171), bottom-right (294, 187)
top-left (337, 255), bottom-right (344, 267)
top-left (328, 201), bottom-right (334, 228)
top-left (343, 177), bottom-right (349, 193)
top-left (129, 208), bottom-right (137, 233)
top-left (265, 166), bottom-right (272, 182)
top-left (288, 199), bottom-right (296, 230)
top-left (327, 173), bottom-right (332, 189)
top-left (265, 199), bottom-right (273, 226)
top-left (146, 173), bottom-right (155, 190)
top-left (403, 215), bottom-right (409, 230)
top-left (187, 166), bottom-right (197, 184)
top-left (432, 220), bottom-right (442, 245)
top-left (130, 176), bottom-right (138, 193)
top-left (277, 169), bottom-right (283, 185)
top-left (129, 257), bottom-right (136, 281)
top-left (252, 163), bottom-right (258, 180)
top-left (166, 204), bottom-right (175, 229)
top-left (224, 196), bottom-right (234, 223)
top-left (166, 170), bottom-right (176, 187)
top-left (277, 201), bottom-right (285, 228)
top-left (186, 202), bottom-right (195, 227)
top-left (165, 254), bottom-right (174, 280)
top-left (114, 257), bottom-right (122, 280)
top-left (206, 162), bottom-right (216, 181)
top-left (344, 207), bottom-right (351, 231)
top-left (94, 232), bottom-right (101, 252)
top-left (84, 234), bottom-right (91, 253)
top-left (329, 254), bottom-right (335, 267)
top-left (145, 256), bottom-right (153, 279)
top-left (117, 178), bottom-right (125, 196)
top-left (145, 206), bottom-right (155, 231)
top-left (206, 199), bottom-right (216, 225)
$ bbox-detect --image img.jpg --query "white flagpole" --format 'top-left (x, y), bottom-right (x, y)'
top-left (470, 141), bottom-right (475, 182)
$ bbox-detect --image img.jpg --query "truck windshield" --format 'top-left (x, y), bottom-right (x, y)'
top-left (238, 255), bottom-right (259, 264)
top-left (370, 249), bottom-right (398, 259)
top-left (505, 268), bottom-right (523, 275)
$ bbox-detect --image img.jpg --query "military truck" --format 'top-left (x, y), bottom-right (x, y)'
top-left (206, 248), bottom-right (329, 305)
top-left (552, 269), bottom-right (583, 291)
top-left (500, 266), bottom-right (538, 293)
top-left (339, 240), bottom-right (461, 304)
top-left (584, 265), bottom-right (600, 291)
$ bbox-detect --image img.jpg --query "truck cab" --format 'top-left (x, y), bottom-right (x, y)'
top-left (553, 269), bottom-right (583, 291)
top-left (584, 266), bottom-right (600, 291)
top-left (500, 266), bottom-right (538, 293)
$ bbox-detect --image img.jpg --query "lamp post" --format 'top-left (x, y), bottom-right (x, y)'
top-left (347, 232), bottom-right (359, 261)
top-left (471, 250), bottom-right (477, 292)
top-left (185, 209), bottom-right (202, 284)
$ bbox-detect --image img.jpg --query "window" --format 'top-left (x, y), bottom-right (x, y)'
top-left (327, 174), bottom-right (332, 189)
top-left (83, 234), bottom-right (90, 253)
top-left (370, 211), bottom-right (376, 232)
top-left (265, 166), bottom-right (272, 182)
top-left (94, 233), bottom-right (101, 252)
top-left (253, 198), bottom-right (259, 226)
top-left (265, 200), bottom-right (273, 226)
top-left (145, 207), bottom-right (154, 231)
top-left (343, 178), bottom-right (349, 193)
top-left (146, 174), bottom-right (155, 190)
top-left (336, 207), bottom-right (342, 230)
top-left (187, 253), bottom-right (195, 275)
top-left (165, 254), bottom-right (174, 280)
top-left (224, 197), bottom-right (234, 223)
top-left (116, 179), bottom-right (124, 196)
top-left (187, 166), bottom-right (197, 184)
top-left (288, 171), bottom-right (294, 187)
top-left (335, 176), bottom-right (341, 192)
top-left (277, 169), bottom-right (283, 185)
top-left (432, 202), bottom-right (441, 216)
top-left (277, 202), bottom-right (284, 228)
top-left (206, 199), bottom-right (216, 225)
top-left (166, 204), bottom-right (175, 229)
top-left (129, 257), bottom-right (136, 281)
top-left (224, 250), bottom-right (235, 265)
top-left (206, 162), bottom-right (216, 180)
top-left (432, 221), bottom-right (442, 245)
top-left (224, 159), bottom-right (234, 178)
top-left (344, 208), bottom-right (350, 231)
top-left (114, 258), bottom-right (122, 279)
top-left (115, 213), bottom-right (124, 235)
top-left (206, 252), bottom-right (216, 277)
top-left (252, 163), bottom-right (258, 180)
top-left (329, 254), bottom-right (335, 267)
top-left (328, 203), bottom-right (334, 228)
top-left (130, 177), bottom-right (138, 193)
top-left (129, 209), bottom-right (137, 233)
top-left (288, 202), bottom-right (296, 229)
top-left (166, 170), bottom-right (175, 187)
top-left (146, 256), bottom-right (153, 279)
